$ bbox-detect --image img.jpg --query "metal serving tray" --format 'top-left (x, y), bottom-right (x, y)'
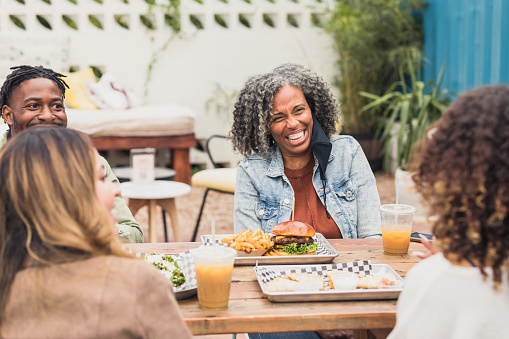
top-left (254, 263), bottom-right (404, 302)
top-left (200, 233), bottom-right (339, 266)
top-left (140, 251), bottom-right (197, 300)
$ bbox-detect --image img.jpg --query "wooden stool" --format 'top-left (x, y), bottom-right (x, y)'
top-left (119, 181), bottom-right (191, 242)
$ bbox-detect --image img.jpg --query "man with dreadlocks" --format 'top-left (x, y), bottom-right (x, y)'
top-left (0, 65), bottom-right (143, 243)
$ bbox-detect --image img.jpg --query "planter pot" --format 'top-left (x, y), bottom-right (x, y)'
top-left (395, 168), bottom-right (430, 222)
top-left (349, 133), bottom-right (384, 172)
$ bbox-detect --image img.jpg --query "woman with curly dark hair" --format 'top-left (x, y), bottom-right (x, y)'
top-left (388, 85), bottom-right (509, 338)
top-left (230, 63), bottom-right (381, 242)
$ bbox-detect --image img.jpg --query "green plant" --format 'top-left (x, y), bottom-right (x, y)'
top-left (143, 0), bottom-right (182, 97)
top-left (205, 83), bottom-right (239, 124)
top-left (360, 61), bottom-right (454, 171)
top-left (322, 0), bottom-right (426, 134)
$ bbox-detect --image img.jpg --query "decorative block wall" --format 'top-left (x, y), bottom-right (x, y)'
top-left (0, 0), bottom-right (337, 141)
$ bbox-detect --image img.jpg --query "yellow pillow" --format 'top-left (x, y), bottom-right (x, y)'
top-left (64, 68), bottom-right (99, 110)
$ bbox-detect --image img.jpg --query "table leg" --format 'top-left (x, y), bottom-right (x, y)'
top-left (158, 198), bottom-right (181, 242)
top-left (126, 198), bottom-right (148, 216)
top-left (172, 148), bottom-right (191, 185)
top-left (148, 199), bottom-right (157, 243)
top-left (353, 329), bottom-right (369, 339)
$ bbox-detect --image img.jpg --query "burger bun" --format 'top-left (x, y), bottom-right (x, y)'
top-left (271, 221), bottom-right (315, 238)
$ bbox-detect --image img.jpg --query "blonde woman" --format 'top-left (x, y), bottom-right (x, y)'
top-left (0, 128), bottom-right (191, 338)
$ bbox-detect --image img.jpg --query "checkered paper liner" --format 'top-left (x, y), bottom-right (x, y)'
top-left (255, 260), bottom-right (373, 291)
top-left (138, 251), bottom-right (197, 293)
top-left (203, 235), bottom-right (332, 256)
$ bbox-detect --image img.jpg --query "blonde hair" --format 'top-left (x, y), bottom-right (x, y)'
top-left (0, 127), bottom-right (132, 318)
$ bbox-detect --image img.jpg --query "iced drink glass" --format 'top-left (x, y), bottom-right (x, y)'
top-left (379, 204), bottom-right (417, 255)
top-left (191, 246), bottom-right (237, 309)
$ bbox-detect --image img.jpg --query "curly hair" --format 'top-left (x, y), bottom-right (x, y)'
top-left (0, 65), bottom-right (68, 118)
top-left (230, 63), bottom-right (341, 156)
top-left (412, 85), bottom-right (509, 288)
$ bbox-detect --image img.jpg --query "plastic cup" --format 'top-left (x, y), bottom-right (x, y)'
top-left (190, 246), bottom-right (237, 309)
top-left (379, 204), bottom-right (417, 255)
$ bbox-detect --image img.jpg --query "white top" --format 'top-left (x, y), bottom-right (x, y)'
top-left (119, 180), bottom-right (191, 200)
top-left (388, 253), bottom-right (509, 339)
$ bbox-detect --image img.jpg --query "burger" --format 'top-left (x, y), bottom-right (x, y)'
top-left (268, 221), bottom-right (318, 256)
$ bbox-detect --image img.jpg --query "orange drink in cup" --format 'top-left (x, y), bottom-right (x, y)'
top-left (191, 246), bottom-right (236, 309)
top-left (379, 204), bottom-right (417, 255)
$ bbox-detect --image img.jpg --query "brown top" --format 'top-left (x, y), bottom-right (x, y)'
top-left (285, 157), bottom-right (342, 239)
top-left (1, 255), bottom-right (192, 339)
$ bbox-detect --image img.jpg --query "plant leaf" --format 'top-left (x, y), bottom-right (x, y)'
top-left (262, 14), bottom-right (275, 27)
top-left (41, 0), bottom-right (51, 4)
top-left (190, 15), bottom-right (204, 30)
top-left (9, 15), bottom-right (26, 30)
top-left (310, 13), bottom-right (321, 26)
top-left (114, 15), bottom-right (129, 29)
top-left (287, 14), bottom-right (298, 28)
top-left (88, 15), bottom-right (103, 29)
top-left (14, 0), bottom-right (25, 4)
top-left (93, 0), bottom-right (103, 3)
top-left (62, 15), bottom-right (78, 30)
top-left (36, 15), bottom-right (52, 30)
top-left (140, 14), bottom-right (156, 30)
top-left (214, 14), bottom-right (228, 28)
top-left (239, 14), bottom-right (250, 28)
top-left (90, 66), bottom-right (103, 79)
top-left (164, 14), bottom-right (181, 33)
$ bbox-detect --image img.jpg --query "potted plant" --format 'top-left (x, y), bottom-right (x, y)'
top-left (360, 61), bottom-right (453, 172)
top-left (360, 61), bottom-right (454, 219)
top-left (320, 0), bottom-right (426, 170)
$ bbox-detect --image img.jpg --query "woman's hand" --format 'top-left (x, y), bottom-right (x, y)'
top-left (413, 234), bottom-right (439, 260)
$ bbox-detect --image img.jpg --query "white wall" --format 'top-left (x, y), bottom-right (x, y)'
top-left (0, 0), bottom-right (337, 159)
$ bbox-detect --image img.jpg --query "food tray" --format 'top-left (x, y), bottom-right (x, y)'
top-left (139, 251), bottom-right (197, 300)
top-left (254, 262), bottom-right (404, 302)
top-left (201, 233), bottom-right (339, 266)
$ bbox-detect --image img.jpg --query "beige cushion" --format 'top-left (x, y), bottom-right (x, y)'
top-left (191, 168), bottom-right (237, 193)
top-left (64, 68), bottom-right (99, 110)
top-left (66, 103), bottom-right (195, 137)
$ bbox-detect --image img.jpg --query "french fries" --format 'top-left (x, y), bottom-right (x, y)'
top-left (221, 228), bottom-right (274, 253)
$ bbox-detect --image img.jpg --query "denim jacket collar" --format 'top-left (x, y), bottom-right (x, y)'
top-left (265, 144), bottom-right (335, 178)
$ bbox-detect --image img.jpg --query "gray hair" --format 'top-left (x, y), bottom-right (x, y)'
top-left (230, 63), bottom-right (342, 157)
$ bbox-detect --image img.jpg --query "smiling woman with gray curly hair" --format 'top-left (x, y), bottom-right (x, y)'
top-left (231, 63), bottom-right (340, 156)
top-left (230, 63), bottom-right (382, 246)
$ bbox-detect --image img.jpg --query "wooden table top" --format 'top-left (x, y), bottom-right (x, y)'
top-left (127, 239), bottom-right (427, 336)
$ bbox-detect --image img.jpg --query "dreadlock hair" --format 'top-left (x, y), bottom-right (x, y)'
top-left (0, 65), bottom-right (69, 119)
top-left (412, 85), bottom-right (509, 290)
top-left (230, 63), bottom-right (341, 157)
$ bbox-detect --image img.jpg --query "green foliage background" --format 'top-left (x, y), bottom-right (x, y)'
top-left (322, 0), bottom-right (427, 134)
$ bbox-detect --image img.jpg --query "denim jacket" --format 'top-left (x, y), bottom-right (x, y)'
top-left (234, 135), bottom-right (382, 239)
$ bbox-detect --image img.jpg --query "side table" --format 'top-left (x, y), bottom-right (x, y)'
top-left (119, 180), bottom-right (191, 242)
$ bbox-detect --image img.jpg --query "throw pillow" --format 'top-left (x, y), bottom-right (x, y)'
top-left (64, 68), bottom-right (99, 110)
top-left (85, 73), bottom-right (142, 110)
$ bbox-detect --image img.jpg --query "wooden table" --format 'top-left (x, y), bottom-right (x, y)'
top-left (127, 238), bottom-right (428, 337)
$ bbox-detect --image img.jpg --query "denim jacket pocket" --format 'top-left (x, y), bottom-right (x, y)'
top-left (331, 178), bottom-right (358, 229)
top-left (333, 178), bottom-right (357, 201)
top-left (255, 199), bottom-right (279, 220)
